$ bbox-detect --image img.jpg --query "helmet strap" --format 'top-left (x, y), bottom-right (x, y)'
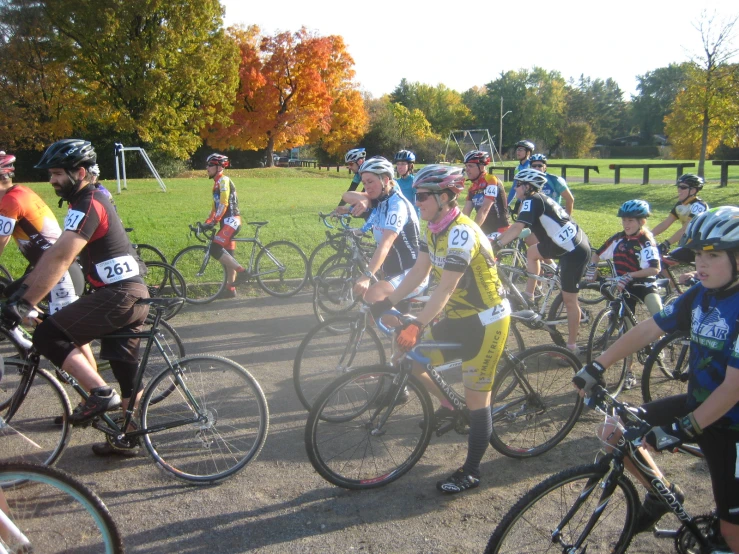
top-left (60, 169), bottom-right (85, 201)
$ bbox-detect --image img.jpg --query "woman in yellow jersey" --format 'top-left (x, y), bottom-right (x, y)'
top-left (370, 164), bottom-right (510, 494)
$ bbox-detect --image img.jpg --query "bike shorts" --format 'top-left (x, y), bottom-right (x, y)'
top-left (557, 240), bottom-right (591, 294)
top-left (386, 268), bottom-right (429, 300)
top-left (32, 280), bottom-right (149, 368)
top-left (213, 217), bottom-right (241, 251)
top-left (421, 309), bottom-right (509, 392)
top-left (642, 395), bottom-right (739, 524)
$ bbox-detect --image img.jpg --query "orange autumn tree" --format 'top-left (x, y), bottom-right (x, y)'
top-left (204, 26), bottom-right (367, 164)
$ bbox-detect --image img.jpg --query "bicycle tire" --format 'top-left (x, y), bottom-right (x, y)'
top-left (586, 306), bottom-right (628, 395)
top-left (0, 328), bottom-right (30, 412)
top-left (496, 249), bottom-right (527, 291)
top-left (0, 365), bottom-right (71, 469)
top-left (254, 240), bottom-right (308, 297)
top-left (505, 322), bottom-right (525, 356)
top-left (134, 242), bottom-right (167, 264)
top-left (172, 245), bottom-right (225, 304)
top-left (0, 263), bottom-right (12, 282)
top-left (0, 462), bottom-right (124, 553)
top-left (140, 355), bottom-right (268, 484)
top-left (307, 238), bottom-right (344, 285)
top-left (142, 261), bottom-right (186, 320)
top-left (484, 462), bottom-right (638, 554)
top-left (489, 345), bottom-right (583, 458)
top-left (578, 260), bottom-right (616, 305)
top-left (312, 262), bottom-right (360, 325)
top-left (305, 365), bottom-right (433, 489)
top-left (547, 291), bottom-right (590, 346)
top-left (641, 330), bottom-right (690, 403)
top-left (293, 315), bottom-right (386, 412)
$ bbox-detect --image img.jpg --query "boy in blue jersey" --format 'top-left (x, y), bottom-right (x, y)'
top-left (506, 139), bottom-right (535, 205)
top-left (574, 206), bottom-right (739, 552)
top-left (394, 150), bottom-right (417, 213)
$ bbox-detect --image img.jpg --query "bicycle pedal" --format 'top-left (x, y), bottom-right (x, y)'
top-left (435, 420), bottom-right (455, 437)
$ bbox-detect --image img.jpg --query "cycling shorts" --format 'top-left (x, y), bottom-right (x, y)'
top-left (558, 240), bottom-right (590, 293)
top-left (642, 395), bottom-right (739, 524)
top-left (214, 216), bottom-right (241, 250)
top-left (385, 268), bottom-right (429, 300)
top-left (421, 310), bottom-right (509, 392)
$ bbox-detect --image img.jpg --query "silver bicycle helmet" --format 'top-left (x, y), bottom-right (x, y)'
top-left (359, 156), bottom-right (394, 179)
top-left (679, 206), bottom-right (739, 252)
top-left (515, 168), bottom-right (548, 189)
top-left (345, 148), bottom-right (366, 164)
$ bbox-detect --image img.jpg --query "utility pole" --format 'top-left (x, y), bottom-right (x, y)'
top-left (500, 97), bottom-right (512, 160)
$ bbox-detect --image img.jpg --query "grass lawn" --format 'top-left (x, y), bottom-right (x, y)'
top-left (1, 164), bottom-right (735, 279)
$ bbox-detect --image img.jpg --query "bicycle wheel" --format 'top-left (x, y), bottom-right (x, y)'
top-left (0, 263), bottom-right (12, 281)
top-left (305, 365), bottom-right (433, 489)
top-left (134, 243), bottom-right (167, 264)
top-left (313, 263), bottom-right (360, 324)
top-left (142, 261), bottom-right (186, 319)
top-left (484, 462), bottom-right (638, 554)
top-left (293, 315), bottom-right (386, 412)
top-left (587, 307), bottom-right (628, 395)
top-left (505, 323), bottom-right (525, 356)
top-left (641, 330), bottom-right (690, 403)
top-left (307, 238), bottom-right (344, 285)
top-left (489, 345), bottom-right (583, 458)
top-left (496, 250), bottom-right (526, 291)
top-left (254, 240), bottom-right (308, 297)
top-left (0, 328), bottom-right (29, 412)
top-left (140, 355), bottom-right (268, 483)
top-left (172, 245), bottom-right (226, 304)
top-left (0, 462), bottom-right (124, 553)
top-left (578, 260), bottom-right (616, 305)
top-left (0, 366), bottom-right (71, 468)
top-left (547, 291), bottom-right (591, 346)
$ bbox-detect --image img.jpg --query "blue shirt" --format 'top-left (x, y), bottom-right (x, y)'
top-left (363, 189), bottom-right (420, 277)
top-left (542, 173), bottom-right (570, 206)
top-left (396, 175), bottom-right (419, 216)
top-left (507, 159), bottom-right (531, 204)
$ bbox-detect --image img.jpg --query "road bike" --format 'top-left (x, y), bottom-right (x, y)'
top-left (304, 308), bottom-right (583, 489)
top-left (0, 462), bottom-right (124, 553)
top-left (307, 212), bottom-right (374, 285)
top-left (125, 227), bottom-right (167, 264)
top-left (172, 221), bottom-right (308, 303)
top-left (484, 387), bottom-right (726, 554)
top-left (0, 297), bottom-right (269, 484)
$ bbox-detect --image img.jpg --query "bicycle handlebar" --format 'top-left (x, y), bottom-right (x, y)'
top-left (318, 211), bottom-right (352, 230)
top-left (585, 386), bottom-right (652, 442)
top-left (188, 222), bottom-right (215, 243)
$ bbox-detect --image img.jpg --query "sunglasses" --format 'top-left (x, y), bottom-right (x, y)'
top-left (415, 191), bottom-right (442, 202)
top-left (531, 164), bottom-right (545, 169)
top-left (676, 185), bottom-right (691, 190)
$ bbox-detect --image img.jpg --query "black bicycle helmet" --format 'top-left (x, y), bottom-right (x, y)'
top-left (35, 139), bottom-right (97, 170)
top-left (677, 173), bottom-right (704, 190)
top-left (515, 140), bottom-right (535, 153)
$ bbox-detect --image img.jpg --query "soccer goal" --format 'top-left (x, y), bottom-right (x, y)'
top-left (441, 129), bottom-right (502, 165)
top-left (114, 143), bottom-right (167, 193)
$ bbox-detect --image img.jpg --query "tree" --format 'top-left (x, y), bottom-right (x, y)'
top-left (360, 96), bottom-right (434, 159)
top-left (390, 80), bottom-right (471, 136)
top-left (559, 121), bottom-right (596, 158)
top-left (566, 76), bottom-right (629, 141)
top-left (203, 26), bottom-right (367, 164)
top-left (631, 63), bottom-right (691, 140)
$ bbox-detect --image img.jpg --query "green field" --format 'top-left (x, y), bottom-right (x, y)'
top-left (2, 163), bottom-right (735, 279)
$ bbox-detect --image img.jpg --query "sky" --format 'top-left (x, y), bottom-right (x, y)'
top-left (221, 0), bottom-right (738, 100)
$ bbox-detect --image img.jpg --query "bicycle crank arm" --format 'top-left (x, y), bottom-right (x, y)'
top-left (652, 528), bottom-right (679, 539)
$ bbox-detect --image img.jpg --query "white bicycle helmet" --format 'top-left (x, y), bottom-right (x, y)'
top-left (679, 206), bottom-right (739, 252)
top-left (206, 153), bottom-right (230, 168)
top-left (515, 168), bottom-right (548, 189)
top-left (359, 156), bottom-right (394, 179)
top-left (345, 148), bottom-right (366, 164)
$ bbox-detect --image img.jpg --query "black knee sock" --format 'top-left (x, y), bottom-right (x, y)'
top-left (462, 406), bottom-right (492, 478)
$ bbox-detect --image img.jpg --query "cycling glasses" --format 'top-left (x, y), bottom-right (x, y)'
top-left (415, 191), bottom-right (443, 202)
top-left (676, 185), bottom-right (692, 190)
top-left (530, 164), bottom-right (545, 169)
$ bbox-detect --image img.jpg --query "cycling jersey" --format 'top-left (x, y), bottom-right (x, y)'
top-left (595, 230), bottom-right (660, 282)
top-left (466, 174), bottom-right (510, 234)
top-left (64, 184), bottom-right (145, 289)
top-left (421, 212), bottom-right (505, 319)
top-left (507, 159), bottom-right (531, 204)
top-left (364, 189), bottom-right (419, 278)
top-left (670, 197), bottom-right (708, 225)
top-left (396, 174), bottom-right (416, 204)
top-left (653, 284), bottom-right (739, 429)
top-left (207, 175), bottom-right (240, 223)
top-left (515, 193), bottom-right (585, 259)
top-left (0, 185), bottom-right (60, 264)
top-left (541, 173), bottom-right (570, 206)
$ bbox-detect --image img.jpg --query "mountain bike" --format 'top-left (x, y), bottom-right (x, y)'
top-left (0, 462), bottom-right (124, 553)
top-left (0, 297), bottom-right (269, 484)
top-left (172, 221), bottom-right (308, 303)
top-left (304, 308), bottom-right (583, 489)
top-left (484, 387), bottom-right (725, 554)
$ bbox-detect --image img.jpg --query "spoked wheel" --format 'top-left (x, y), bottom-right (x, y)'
top-left (134, 243), bottom-right (167, 264)
top-left (587, 307), bottom-right (628, 395)
top-left (641, 330), bottom-right (690, 403)
top-left (0, 462), bottom-right (125, 553)
top-left (140, 355), bottom-right (268, 484)
top-left (254, 240), bottom-right (308, 297)
top-left (312, 263), bottom-right (360, 326)
top-left (172, 245), bottom-right (226, 304)
top-left (489, 345), bottom-right (583, 458)
top-left (305, 365), bottom-right (433, 489)
top-left (142, 261), bottom-right (186, 319)
top-left (307, 238), bottom-right (345, 285)
top-left (484, 462), bottom-right (638, 554)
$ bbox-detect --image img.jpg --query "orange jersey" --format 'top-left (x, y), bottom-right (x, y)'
top-left (0, 185), bottom-right (61, 264)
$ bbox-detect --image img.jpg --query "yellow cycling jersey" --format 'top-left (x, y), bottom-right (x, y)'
top-left (670, 197), bottom-right (708, 225)
top-left (421, 212), bottom-right (505, 319)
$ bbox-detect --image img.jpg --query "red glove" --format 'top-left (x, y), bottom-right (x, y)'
top-left (396, 319), bottom-right (423, 351)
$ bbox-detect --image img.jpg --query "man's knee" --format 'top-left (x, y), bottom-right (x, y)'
top-left (208, 242), bottom-right (225, 260)
top-left (32, 320), bottom-right (76, 367)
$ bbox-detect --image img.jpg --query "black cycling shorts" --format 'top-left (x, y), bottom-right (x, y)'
top-left (558, 240), bottom-right (590, 294)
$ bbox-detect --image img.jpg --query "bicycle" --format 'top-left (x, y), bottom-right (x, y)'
top-left (0, 462), bottom-right (124, 553)
top-left (307, 212), bottom-right (374, 285)
top-left (0, 297), bottom-right (269, 484)
top-left (125, 227), bottom-right (167, 265)
top-left (641, 330), bottom-right (690, 403)
top-left (304, 308), bottom-right (583, 489)
top-left (172, 221), bottom-right (308, 303)
top-left (484, 386), bottom-right (726, 554)
top-left (140, 260), bottom-right (187, 320)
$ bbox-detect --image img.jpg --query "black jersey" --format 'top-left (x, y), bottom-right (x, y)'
top-left (516, 192), bottom-right (585, 259)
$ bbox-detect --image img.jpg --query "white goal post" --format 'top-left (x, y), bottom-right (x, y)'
top-left (441, 129), bottom-right (503, 166)
top-left (114, 143), bottom-right (167, 193)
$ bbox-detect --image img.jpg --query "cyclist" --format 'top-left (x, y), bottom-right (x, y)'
top-left (0, 139), bottom-right (150, 457)
top-left (492, 168), bottom-right (590, 355)
top-left (651, 173), bottom-right (708, 255)
top-left (202, 153), bottom-right (247, 299)
top-left (506, 139), bottom-right (535, 205)
top-left (339, 156), bottom-right (425, 303)
top-left (586, 199), bottom-right (662, 388)
top-left (339, 148), bottom-right (368, 218)
top-left (370, 164), bottom-right (510, 494)
top-left (394, 150), bottom-right (417, 209)
top-left (529, 154), bottom-right (574, 215)
top-left (573, 206), bottom-right (739, 552)
top-left (461, 150), bottom-right (510, 237)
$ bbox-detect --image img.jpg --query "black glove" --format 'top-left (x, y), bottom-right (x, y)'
top-left (644, 412), bottom-right (701, 452)
top-left (658, 241), bottom-right (671, 256)
top-left (572, 361), bottom-right (606, 396)
top-left (369, 297), bottom-right (394, 322)
top-left (1, 298), bottom-right (32, 329)
top-left (202, 221), bottom-right (215, 231)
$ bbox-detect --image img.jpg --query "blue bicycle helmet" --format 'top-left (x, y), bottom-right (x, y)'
top-left (394, 150), bottom-right (415, 163)
top-left (618, 199), bottom-right (651, 218)
top-left (529, 153), bottom-right (547, 164)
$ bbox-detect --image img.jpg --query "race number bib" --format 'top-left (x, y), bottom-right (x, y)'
top-left (478, 299), bottom-right (511, 326)
top-left (64, 209), bottom-right (86, 231)
top-left (95, 255), bottom-right (140, 285)
top-left (223, 216), bottom-right (239, 230)
top-left (640, 244), bottom-right (660, 266)
top-left (484, 185), bottom-right (499, 198)
top-left (690, 203), bottom-right (707, 216)
top-left (554, 222), bottom-right (577, 246)
top-left (0, 215), bottom-right (16, 236)
top-left (520, 200), bottom-right (532, 213)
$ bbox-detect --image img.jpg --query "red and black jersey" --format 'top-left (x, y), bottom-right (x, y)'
top-left (63, 185), bottom-right (145, 289)
top-left (595, 230), bottom-right (660, 281)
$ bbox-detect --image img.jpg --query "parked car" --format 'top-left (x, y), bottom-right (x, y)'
top-left (275, 156), bottom-right (290, 167)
